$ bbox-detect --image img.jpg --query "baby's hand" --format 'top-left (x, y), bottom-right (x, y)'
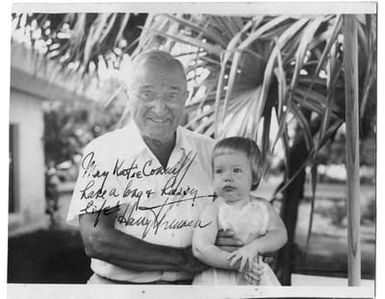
top-left (227, 244), bottom-right (257, 273)
top-left (244, 256), bottom-right (265, 285)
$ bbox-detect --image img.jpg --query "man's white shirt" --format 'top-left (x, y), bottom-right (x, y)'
top-left (67, 121), bottom-right (215, 282)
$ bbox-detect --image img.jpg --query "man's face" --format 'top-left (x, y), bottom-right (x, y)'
top-left (128, 59), bottom-right (188, 143)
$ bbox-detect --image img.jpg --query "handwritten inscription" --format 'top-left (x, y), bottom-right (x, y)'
top-left (77, 149), bottom-right (213, 238)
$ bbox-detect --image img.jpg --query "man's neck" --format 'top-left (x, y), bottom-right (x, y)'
top-left (142, 134), bottom-right (176, 169)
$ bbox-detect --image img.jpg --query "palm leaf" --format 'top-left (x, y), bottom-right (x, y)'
top-left (219, 16), bottom-right (287, 130)
top-left (185, 106), bottom-right (215, 129)
top-left (221, 51), bottom-right (241, 125)
top-left (261, 107), bottom-right (272, 173)
top-left (314, 15), bottom-right (342, 76)
top-left (221, 94), bottom-right (252, 137)
top-left (306, 161), bottom-right (318, 248)
top-left (142, 27), bottom-right (223, 56)
top-left (237, 87), bottom-right (264, 137)
top-left (83, 14), bottom-right (109, 70)
top-left (275, 38), bottom-right (287, 119)
top-left (99, 13), bottom-right (118, 45)
top-left (114, 13), bottom-right (130, 47)
top-left (288, 16), bottom-right (323, 102)
top-left (359, 14), bottom-right (376, 118)
top-left (273, 118), bottom-right (343, 197)
top-left (317, 60), bottom-right (342, 148)
top-left (254, 18), bottom-right (310, 139)
top-left (271, 39), bottom-right (289, 153)
top-left (162, 14), bottom-right (229, 47)
top-left (240, 16), bottom-right (293, 49)
top-left (212, 17), bottom-right (256, 136)
top-left (289, 102), bottom-right (314, 151)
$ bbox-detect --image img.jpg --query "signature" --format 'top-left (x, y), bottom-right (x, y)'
top-left (112, 148), bottom-right (197, 183)
top-left (80, 194), bottom-right (214, 238)
top-left (77, 148), bottom-right (212, 238)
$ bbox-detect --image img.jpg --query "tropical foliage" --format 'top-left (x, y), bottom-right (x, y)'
top-left (43, 98), bottom-right (124, 176)
top-left (135, 13), bottom-right (376, 176)
top-left (12, 13), bottom-right (147, 76)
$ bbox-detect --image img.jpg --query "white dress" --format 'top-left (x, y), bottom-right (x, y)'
top-left (193, 199), bottom-right (281, 285)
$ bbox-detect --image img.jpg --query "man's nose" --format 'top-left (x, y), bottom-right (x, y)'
top-left (152, 97), bottom-right (167, 114)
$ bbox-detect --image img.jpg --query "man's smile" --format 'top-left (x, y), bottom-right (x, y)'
top-left (148, 117), bottom-right (169, 123)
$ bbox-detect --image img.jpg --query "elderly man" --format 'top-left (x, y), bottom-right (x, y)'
top-left (67, 50), bottom-right (243, 284)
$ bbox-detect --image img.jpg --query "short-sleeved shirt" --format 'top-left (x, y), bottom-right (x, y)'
top-left (67, 121), bottom-right (215, 282)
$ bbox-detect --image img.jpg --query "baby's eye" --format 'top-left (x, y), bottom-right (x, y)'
top-left (215, 169), bottom-right (223, 174)
top-left (233, 168), bottom-right (242, 173)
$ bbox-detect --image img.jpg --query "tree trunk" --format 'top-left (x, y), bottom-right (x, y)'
top-left (343, 14), bottom-right (361, 286)
top-left (277, 134), bottom-right (309, 285)
top-left (276, 115), bottom-right (327, 285)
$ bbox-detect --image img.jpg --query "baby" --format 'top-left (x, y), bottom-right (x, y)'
top-left (192, 137), bottom-right (287, 285)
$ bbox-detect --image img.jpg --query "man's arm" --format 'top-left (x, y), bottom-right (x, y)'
top-left (215, 229), bottom-right (243, 252)
top-left (79, 208), bottom-right (205, 273)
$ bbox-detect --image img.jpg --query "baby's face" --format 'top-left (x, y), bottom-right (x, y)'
top-left (213, 150), bottom-right (253, 204)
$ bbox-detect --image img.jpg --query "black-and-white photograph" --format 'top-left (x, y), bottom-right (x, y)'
top-left (6, 1), bottom-right (378, 298)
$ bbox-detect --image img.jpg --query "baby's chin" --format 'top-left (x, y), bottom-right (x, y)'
top-left (217, 193), bottom-right (242, 203)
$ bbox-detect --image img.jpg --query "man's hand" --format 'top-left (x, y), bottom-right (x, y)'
top-left (181, 246), bottom-right (209, 273)
top-left (215, 229), bottom-right (243, 252)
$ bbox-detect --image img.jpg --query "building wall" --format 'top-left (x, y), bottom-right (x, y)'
top-left (9, 88), bottom-right (47, 234)
top-left (9, 42), bottom-right (97, 236)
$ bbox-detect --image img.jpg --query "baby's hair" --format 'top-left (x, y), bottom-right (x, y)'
top-left (212, 136), bottom-right (262, 191)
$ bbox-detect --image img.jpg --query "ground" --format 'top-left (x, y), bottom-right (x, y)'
top-left (8, 229), bottom-right (92, 283)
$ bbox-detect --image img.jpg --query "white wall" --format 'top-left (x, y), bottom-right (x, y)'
top-left (9, 88), bottom-right (47, 232)
top-left (8, 42), bottom-right (97, 235)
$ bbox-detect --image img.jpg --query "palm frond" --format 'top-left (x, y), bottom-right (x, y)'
top-left (142, 26), bottom-right (223, 56)
top-left (288, 16), bottom-right (324, 102)
top-left (162, 14), bottom-right (229, 47)
top-left (306, 161), bottom-right (318, 248)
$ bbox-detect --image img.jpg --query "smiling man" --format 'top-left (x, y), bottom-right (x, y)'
top-left (128, 53), bottom-right (188, 159)
top-left (66, 50), bottom-right (243, 284)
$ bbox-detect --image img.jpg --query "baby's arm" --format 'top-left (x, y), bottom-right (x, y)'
top-left (251, 199), bottom-right (287, 253)
top-left (229, 199), bottom-right (287, 271)
top-left (249, 199), bottom-right (287, 253)
top-left (192, 204), bottom-right (237, 270)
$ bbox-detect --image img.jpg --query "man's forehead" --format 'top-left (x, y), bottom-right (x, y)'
top-left (131, 61), bottom-right (187, 88)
